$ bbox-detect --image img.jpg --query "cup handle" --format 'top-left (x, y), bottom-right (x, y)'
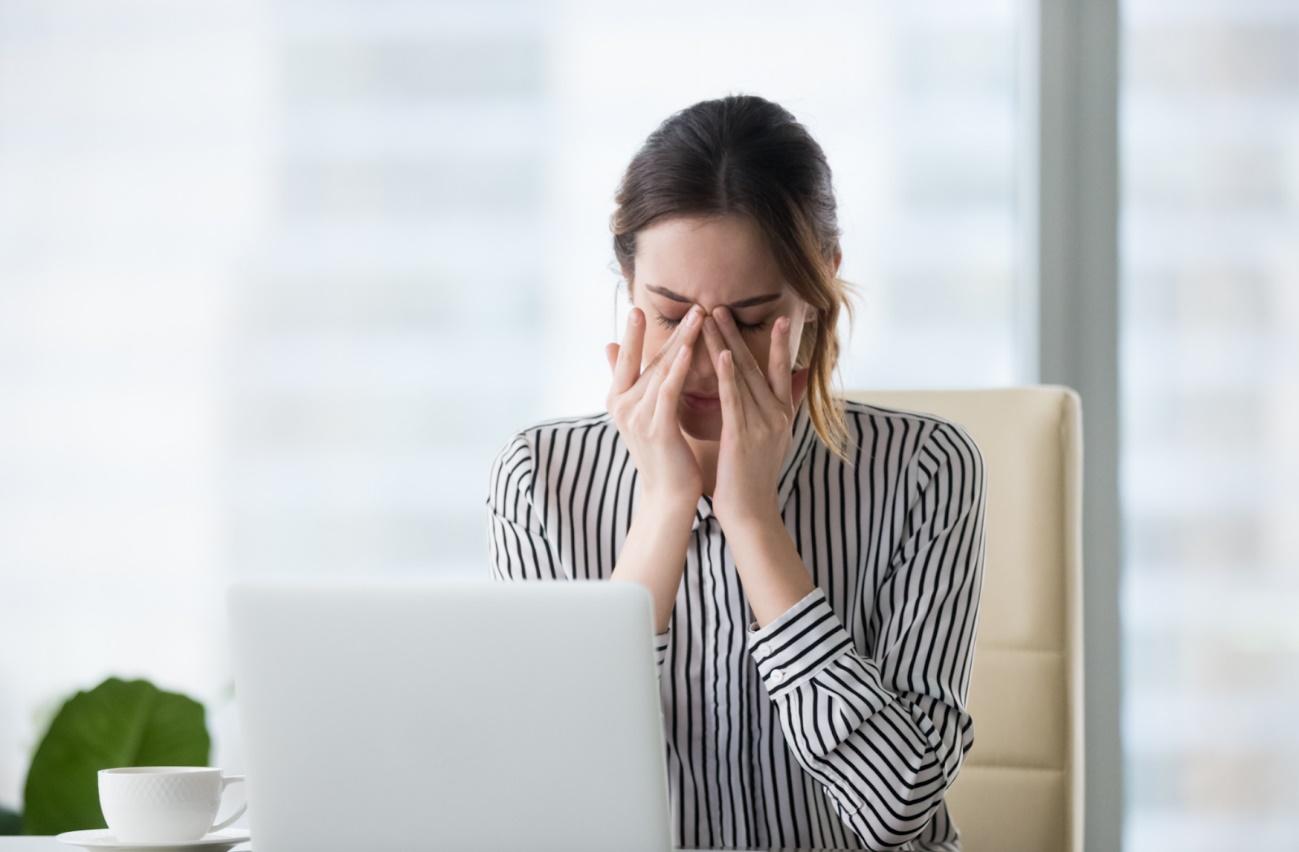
top-left (209, 775), bottom-right (247, 833)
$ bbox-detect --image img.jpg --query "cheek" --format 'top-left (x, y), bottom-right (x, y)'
top-left (641, 330), bottom-right (673, 368)
top-left (750, 330), bottom-right (776, 363)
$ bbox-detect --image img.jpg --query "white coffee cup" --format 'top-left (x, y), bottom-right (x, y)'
top-left (98, 766), bottom-right (246, 843)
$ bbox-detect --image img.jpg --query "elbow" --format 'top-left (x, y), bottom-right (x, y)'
top-left (835, 786), bottom-right (950, 852)
top-left (822, 736), bottom-right (959, 850)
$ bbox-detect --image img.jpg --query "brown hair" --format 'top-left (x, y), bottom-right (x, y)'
top-left (609, 93), bottom-right (860, 463)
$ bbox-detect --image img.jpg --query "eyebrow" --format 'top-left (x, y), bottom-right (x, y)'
top-left (644, 284), bottom-right (781, 309)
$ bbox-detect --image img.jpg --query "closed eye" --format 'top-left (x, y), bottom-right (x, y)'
top-left (655, 313), bottom-right (768, 334)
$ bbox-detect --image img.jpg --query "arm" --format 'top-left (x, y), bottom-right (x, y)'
top-left (607, 492), bottom-right (695, 634)
top-left (743, 421), bottom-right (987, 850)
top-left (485, 431), bottom-right (675, 671)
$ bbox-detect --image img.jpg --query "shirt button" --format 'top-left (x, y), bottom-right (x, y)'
top-left (769, 669), bottom-right (785, 684)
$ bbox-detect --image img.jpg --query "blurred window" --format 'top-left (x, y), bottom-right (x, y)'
top-left (1119, 0), bottom-right (1299, 847)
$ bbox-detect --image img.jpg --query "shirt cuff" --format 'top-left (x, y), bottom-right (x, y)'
top-left (746, 585), bottom-right (854, 698)
top-left (654, 628), bottom-right (670, 669)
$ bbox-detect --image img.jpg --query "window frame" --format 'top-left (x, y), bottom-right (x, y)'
top-left (1019, 1), bottom-right (1122, 850)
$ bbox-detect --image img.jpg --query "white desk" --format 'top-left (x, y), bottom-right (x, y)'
top-left (0, 843), bottom-right (249, 852)
top-left (0, 840), bottom-right (853, 851)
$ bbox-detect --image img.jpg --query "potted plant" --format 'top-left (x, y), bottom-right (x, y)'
top-left (0, 676), bottom-right (211, 835)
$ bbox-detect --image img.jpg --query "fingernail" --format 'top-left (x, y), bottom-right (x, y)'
top-left (684, 307), bottom-right (698, 326)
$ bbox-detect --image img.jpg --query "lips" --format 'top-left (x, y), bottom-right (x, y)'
top-left (683, 393), bottom-right (721, 411)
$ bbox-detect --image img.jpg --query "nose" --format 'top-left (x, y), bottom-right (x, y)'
top-left (686, 318), bottom-right (718, 390)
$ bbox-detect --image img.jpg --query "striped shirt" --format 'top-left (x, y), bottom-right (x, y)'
top-left (485, 396), bottom-right (987, 851)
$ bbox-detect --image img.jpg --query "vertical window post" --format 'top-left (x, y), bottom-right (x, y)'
top-left (1020, 0), bottom-right (1123, 849)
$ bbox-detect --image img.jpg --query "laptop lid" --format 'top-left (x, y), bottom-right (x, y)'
top-left (226, 577), bottom-right (672, 852)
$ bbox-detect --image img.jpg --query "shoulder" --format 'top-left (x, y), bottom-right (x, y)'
top-left (836, 397), bottom-right (984, 475)
top-left (490, 410), bottom-right (614, 461)
top-left (487, 410), bottom-right (617, 487)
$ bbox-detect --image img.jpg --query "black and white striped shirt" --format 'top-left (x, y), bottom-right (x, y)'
top-left (485, 396), bottom-right (987, 851)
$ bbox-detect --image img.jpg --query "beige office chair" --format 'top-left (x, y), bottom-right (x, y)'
top-left (844, 386), bottom-right (1084, 852)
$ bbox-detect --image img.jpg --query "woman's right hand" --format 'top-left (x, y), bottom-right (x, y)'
top-left (604, 304), bottom-right (705, 512)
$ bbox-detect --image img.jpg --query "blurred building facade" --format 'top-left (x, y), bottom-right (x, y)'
top-left (0, 0), bottom-right (1294, 848)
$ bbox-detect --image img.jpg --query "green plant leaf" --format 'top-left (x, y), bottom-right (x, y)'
top-left (0, 803), bottom-right (21, 835)
top-left (22, 677), bottom-right (210, 835)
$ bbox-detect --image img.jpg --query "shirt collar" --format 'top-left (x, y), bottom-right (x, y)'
top-left (690, 397), bottom-right (816, 532)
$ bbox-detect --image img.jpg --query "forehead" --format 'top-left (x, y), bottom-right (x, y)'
top-left (634, 214), bottom-right (785, 301)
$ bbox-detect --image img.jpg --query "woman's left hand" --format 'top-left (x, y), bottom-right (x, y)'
top-left (701, 306), bottom-right (808, 531)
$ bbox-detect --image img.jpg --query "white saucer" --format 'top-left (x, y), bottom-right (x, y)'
top-left (55, 828), bottom-right (250, 852)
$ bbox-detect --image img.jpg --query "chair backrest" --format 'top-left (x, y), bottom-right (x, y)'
top-left (843, 386), bottom-right (1084, 852)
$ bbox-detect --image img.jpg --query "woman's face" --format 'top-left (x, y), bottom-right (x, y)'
top-left (630, 213), bottom-right (816, 442)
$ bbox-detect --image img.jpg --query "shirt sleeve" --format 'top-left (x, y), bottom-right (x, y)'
top-left (744, 420), bottom-right (987, 850)
top-left (486, 431), bottom-right (672, 674)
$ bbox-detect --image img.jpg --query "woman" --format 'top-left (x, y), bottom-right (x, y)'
top-left (486, 94), bottom-right (987, 851)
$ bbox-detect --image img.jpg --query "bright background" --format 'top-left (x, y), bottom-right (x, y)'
top-left (0, 0), bottom-right (1295, 849)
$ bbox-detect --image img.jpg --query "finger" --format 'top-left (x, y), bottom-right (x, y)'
top-left (716, 347), bottom-right (746, 433)
top-left (711, 306), bottom-right (778, 410)
top-left (624, 308), bottom-right (687, 410)
top-left (611, 308), bottom-right (645, 395)
top-left (639, 308), bottom-right (699, 411)
top-left (636, 306), bottom-right (700, 398)
top-left (653, 331), bottom-right (695, 429)
top-left (704, 311), bottom-right (756, 422)
top-left (767, 315), bottom-right (792, 409)
top-left (638, 342), bottom-right (675, 416)
top-left (703, 316), bottom-right (748, 427)
top-left (606, 342), bottom-right (619, 374)
top-left (701, 314), bottom-right (727, 381)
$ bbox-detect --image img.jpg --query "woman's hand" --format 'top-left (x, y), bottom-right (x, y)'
top-left (605, 304), bottom-right (705, 512)
top-left (700, 306), bottom-right (806, 530)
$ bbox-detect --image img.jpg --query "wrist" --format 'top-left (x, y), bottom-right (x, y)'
top-left (720, 505), bottom-right (784, 537)
top-left (639, 493), bottom-right (700, 526)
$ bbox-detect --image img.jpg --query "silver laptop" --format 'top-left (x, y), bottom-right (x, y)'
top-left (226, 577), bottom-right (675, 852)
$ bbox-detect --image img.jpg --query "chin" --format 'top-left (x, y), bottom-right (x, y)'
top-left (679, 410), bottom-right (721, 441)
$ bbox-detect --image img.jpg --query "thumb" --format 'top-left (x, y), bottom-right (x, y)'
top-left (605, 342), bottom-right (620, 373)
